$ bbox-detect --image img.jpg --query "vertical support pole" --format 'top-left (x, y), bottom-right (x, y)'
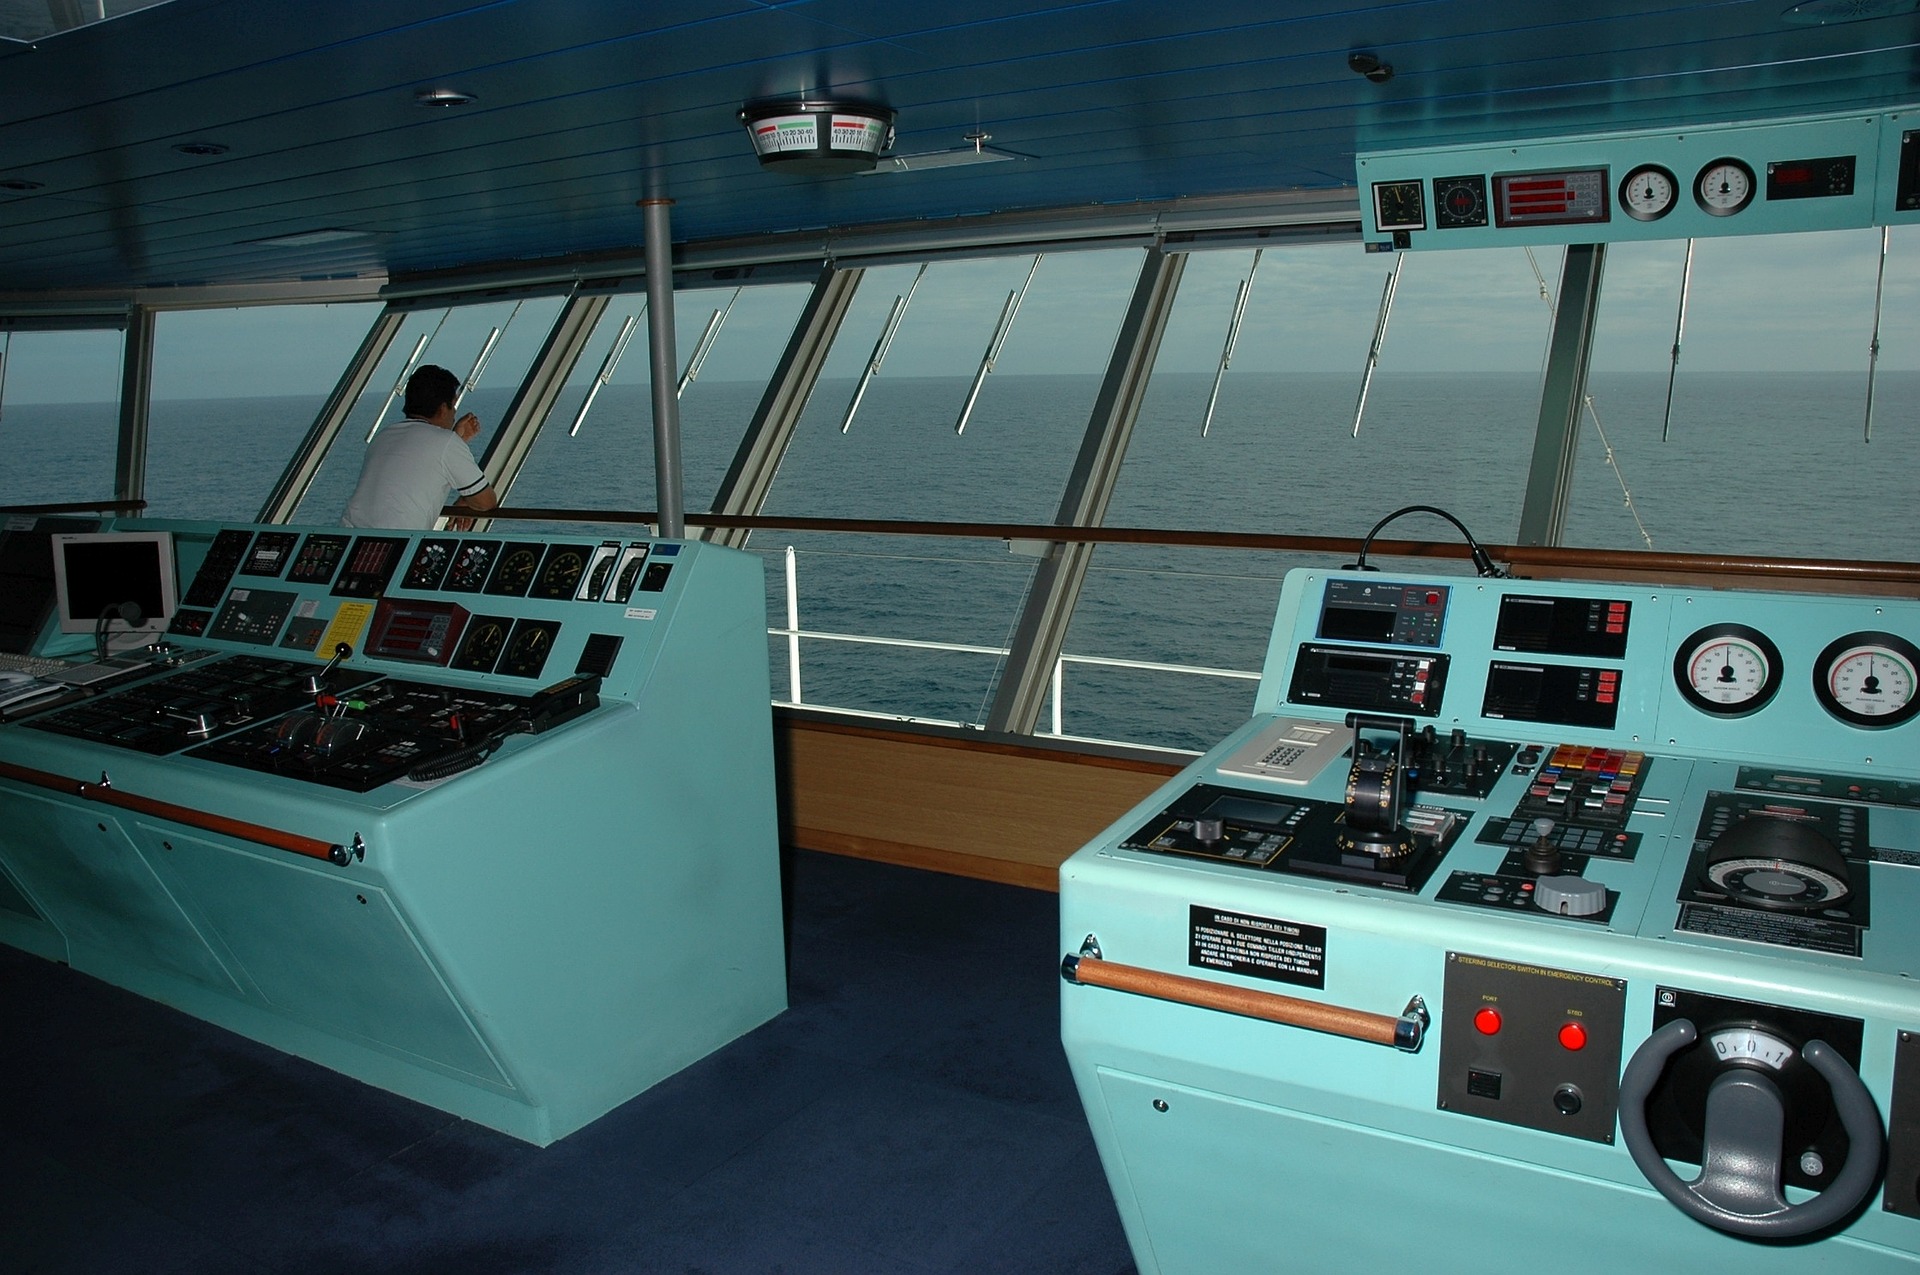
top-left (114, 304), bottom-right (155, 507)
top-left (642, 198), bottom-right (685, 539)
top-left (985, 248), bottom-right (1186, 735)
top-left (1515, 244), bottom-right (1606, 548)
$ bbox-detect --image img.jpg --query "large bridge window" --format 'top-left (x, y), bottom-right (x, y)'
top-left (1058, 242), bottom-right (1561, 749)
top-left (291, 293), bottom-right (566, 524)
top-left (0, 326), bottom-right (122, 508)
top-left (758, 250), bottom-right (1139, 724)
top-left (507, 279), bottom-right (814, 522)
top-left (1571, 227), bottom-right (1918, 561)
top-left (144, 303), bottom-right (380, 521)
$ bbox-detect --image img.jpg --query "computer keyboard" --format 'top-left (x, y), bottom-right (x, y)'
top-left (0, 651), bottom-right (79, 678)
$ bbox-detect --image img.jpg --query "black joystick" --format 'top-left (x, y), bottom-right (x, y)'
top-left (306, 641), bottom-right (353, 697)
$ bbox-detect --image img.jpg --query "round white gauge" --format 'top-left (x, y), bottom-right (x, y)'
top-left (1814, 631), bottom-right (1920, 728)
top-left (1674, 624), bottom-right (1781, 716)
top-left (1695, 158), bottom-right (1755, 216)
top-left (1620, 164), bottom-right (1678, 222)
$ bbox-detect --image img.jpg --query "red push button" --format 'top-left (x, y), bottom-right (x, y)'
top-left (1558, 1021), bottom-right (1588, 1051)
top-left (1474, 1007), bottom-right (1503, 1036)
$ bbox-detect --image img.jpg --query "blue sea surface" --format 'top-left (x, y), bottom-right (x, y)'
top-left (3, 369), bottom-right (1910, 750)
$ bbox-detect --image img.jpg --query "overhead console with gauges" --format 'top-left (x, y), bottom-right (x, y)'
top-left (0, 518), bottom-right (786, 1147)
top-left (1062, 567), bottom-right (1920, 1273)
top-left (1357, 105), bottom-right (1920, 250)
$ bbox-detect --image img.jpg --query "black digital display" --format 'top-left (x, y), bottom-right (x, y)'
top-left (1482, 661), bottom-right (1620, 729)
top-left (1320, 606), bottom-right (1397, 643)
top-left (1493, 594), bottom-right (1630, 658)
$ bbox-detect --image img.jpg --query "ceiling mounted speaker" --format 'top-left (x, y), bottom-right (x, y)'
top-left (739, 100), bottom-right (896, 174)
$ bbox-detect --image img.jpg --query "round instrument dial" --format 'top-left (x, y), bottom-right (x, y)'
top-left (1813, 631), bottom-right (1920, 728)
top-left (456, 618), bottom-right (508, 673)
top-left (537, 548), bottom-right (586, 597)
top-left (1704, 856), bottom-right (1850, 911)
top-left (1694, 157), bottom-right (1755, 217)
top-left (1620, 164), bottom-right (1677, 222)
top-left (489, 546), bottom-right (539, 595)
top-left (503, 623), bottom-right (553, 677)
top-left (1674, 623), bottom-right (1782, 717)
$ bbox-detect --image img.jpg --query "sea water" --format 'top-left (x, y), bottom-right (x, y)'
top-left (2, 369), bottom-right (1911, 751)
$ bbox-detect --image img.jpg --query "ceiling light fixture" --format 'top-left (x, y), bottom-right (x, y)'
top-left (415, 88), bottom-right (478, 108)
top-left (172, 141), bottom-right (230, 156)
top-left (738, 98), bottom-right (895, 174)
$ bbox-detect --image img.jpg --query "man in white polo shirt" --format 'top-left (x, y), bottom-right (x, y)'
top-left (341, 364), bottom-right (500, 529)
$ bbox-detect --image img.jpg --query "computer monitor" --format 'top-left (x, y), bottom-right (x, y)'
top-left (50, 530), bottom-right (180, 653)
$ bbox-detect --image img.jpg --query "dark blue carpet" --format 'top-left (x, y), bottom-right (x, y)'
top-left (0, 850), bottom-right (1136, 1274)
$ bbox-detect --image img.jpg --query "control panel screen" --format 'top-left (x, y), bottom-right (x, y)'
top-left (1288, 644), bottom-right (1447, 717)
top-left (1318, 580), bottom-right (1449, 648)
top-left (365, 599), bottom-right (471, 665)
top-left (1494, 167), bottom-right (1609, 226)
top-left (1482, 661), bottom-right (1621, 729)
top-left (1494, 594), bottom-right (1631, 658)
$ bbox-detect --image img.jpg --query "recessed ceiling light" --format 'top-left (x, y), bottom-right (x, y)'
top-left (0, 178), bottom-right (44, 191)
top-left (415, 88), bottom-right (478, 108)
top-left (172, 141), bottom-right (230, 157)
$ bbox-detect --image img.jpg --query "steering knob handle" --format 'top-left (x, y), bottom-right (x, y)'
top-left (1618, 1018), bottom-right (1883, 1238)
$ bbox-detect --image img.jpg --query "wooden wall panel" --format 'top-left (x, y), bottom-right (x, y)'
top-left (774, 715), bottom-right (1180, 891)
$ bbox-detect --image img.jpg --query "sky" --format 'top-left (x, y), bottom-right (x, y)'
top-left (2, 225), bottom-right (1917, 405)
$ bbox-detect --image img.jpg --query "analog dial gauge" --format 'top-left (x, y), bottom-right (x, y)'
top-left (1814, 631), bottom-right (1920, 728)
top-left (1674, 624), bottom-right (1782, 716)
top-left (1620, 164), bottom-right (1677, 222)
top-left (1694, 157), bottom-right (1755, 216)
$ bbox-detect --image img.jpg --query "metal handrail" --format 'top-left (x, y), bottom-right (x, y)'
top-left (776, 545), bottom-right (1259, 745)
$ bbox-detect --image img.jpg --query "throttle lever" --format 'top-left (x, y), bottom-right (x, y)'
top-left (306, 642), bottom-right (353, 697)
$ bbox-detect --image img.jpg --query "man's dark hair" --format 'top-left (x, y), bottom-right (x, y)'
top-left (402, 365), bottom-right (461, 419)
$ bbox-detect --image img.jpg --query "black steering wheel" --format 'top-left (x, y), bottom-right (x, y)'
top-left (1617, 1018), bottom-right (1882, 1238)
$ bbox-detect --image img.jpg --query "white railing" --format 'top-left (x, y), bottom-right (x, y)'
top-left (773, 545), bottom-right (1256, 749)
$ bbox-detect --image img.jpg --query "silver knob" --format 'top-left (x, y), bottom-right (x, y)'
top-left (1535, 874), bottom-right (1607, 917)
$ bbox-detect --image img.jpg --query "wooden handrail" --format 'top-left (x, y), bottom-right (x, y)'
top-left (0, 499), bottom-right (146, 516)
top-left (470, 505), bottom-right (1920, 587)
top-left (0, 758), bottom-right (357, 865)
top-left (1062, 952), bottom-right (1427, 1051)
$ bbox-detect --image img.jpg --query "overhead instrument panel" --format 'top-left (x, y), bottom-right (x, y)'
top-left (1356, 105), bottom-right (1910, 249)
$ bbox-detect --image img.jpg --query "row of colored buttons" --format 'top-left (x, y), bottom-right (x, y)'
top-left (1472, 1006), bottom-right (1589, 1051)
